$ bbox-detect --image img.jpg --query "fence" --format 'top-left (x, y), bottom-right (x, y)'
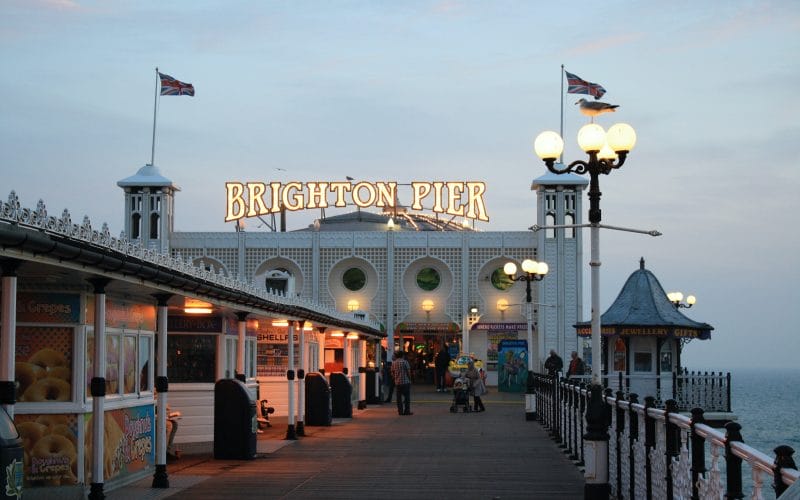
top-left (532, 374), bottom-right (798, 498)
top-left (566, 369), bottom-right (731, 412)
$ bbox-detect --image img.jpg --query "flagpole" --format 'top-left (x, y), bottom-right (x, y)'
top-left (150, 67), bottom-right (160, 166)
top-left (559, 64), bottom-right (565, 163)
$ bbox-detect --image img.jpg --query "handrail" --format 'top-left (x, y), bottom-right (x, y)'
top-left (533, 372), bottom-right (798, 498)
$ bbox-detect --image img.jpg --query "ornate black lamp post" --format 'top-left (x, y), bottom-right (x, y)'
top-left (504, 259), bottom-right (548, 420)
top-left (534, 122), bottom-right (637, 500)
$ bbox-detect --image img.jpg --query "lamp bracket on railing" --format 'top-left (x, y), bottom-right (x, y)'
top-left (530, 223), bottom-right (661, 237)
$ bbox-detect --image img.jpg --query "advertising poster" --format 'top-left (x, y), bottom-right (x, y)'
top-left (256, 328), bottom-right (299, 377)
top-left (497, 339), bottom-right (528, 393)
top-left (84, 405), bottom-right (155, 483)
top-left (15, 413), bottom-right (79, 487)
top-left (15, 326), bottom-right (73, 402)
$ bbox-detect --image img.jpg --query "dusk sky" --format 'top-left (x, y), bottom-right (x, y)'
top-left (2, 1), bottom-right (798, 369)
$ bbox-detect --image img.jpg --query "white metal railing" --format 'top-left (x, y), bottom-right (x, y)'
top-left (533, 374), bottom-right (799, 499)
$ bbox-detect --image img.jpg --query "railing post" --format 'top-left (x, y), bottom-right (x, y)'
top-left (726, 372), bottom-right (732, 413)
top-left (773, 445), bottom-right (797, 498)
top-left (690, 407), bottom-right (706, 500)
top-left (561, 378), bottom-right (568, 446)
top-left (664, 399), bottom-right (680, 500)
top-left (579, 382), bottom-right (586, 466)
top-left (583, 383), bottom-right (611, 499)
top-left (644, 396), bottom-right (657, 500)
top-left (724, 421), bottom-right (744, 499)
top-left (571, 382), bottom-right (581, 460)
top-left (628, 393), bottom-right (639, 500)
top-left (615, 390), bottom-right (625, 497)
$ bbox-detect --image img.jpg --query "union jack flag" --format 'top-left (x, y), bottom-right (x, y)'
top-left (565, 71), bottom-right (606, 99)
top-left (159, 72), bottom-right (195, 96)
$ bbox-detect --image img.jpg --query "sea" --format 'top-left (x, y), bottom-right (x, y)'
top-left (722, 368), bottom-right (800, 498)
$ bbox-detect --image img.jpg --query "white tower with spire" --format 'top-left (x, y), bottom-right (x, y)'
top-left (117, 164), bottom-right (179, 253)
top-left (532, 169), bottom-right (588, 364)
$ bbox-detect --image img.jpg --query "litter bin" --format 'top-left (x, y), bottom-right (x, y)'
top-left (0, 409), bottom-right (23, 498)
top-left (365, 367), bottom-right (381, 404)
top-left (214, 378), bottom-right (257, 460)
top-left (329, 372), bottom-right (352, 418)
top-left (305, 372), bottom-right (332, 426)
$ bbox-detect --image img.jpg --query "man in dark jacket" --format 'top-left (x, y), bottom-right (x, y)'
top-left (434, 343), bottom-right (451, 392)
top-left (544, 349), bottom-right (563, 377)
top-left (567, 351), bottom-right (586, 379)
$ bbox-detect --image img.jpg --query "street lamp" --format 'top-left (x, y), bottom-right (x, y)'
top-left (504, 259), bottom-right (548, 420)
top-left (667, 292), bottom-right (696, 309)
top-left (534, 122), bottom-right (637, 500)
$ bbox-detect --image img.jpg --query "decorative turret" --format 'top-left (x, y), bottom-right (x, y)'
top-left (531, 168), bottom-right (589, 365)
top-left (117, 164), bottom-right (179, 253)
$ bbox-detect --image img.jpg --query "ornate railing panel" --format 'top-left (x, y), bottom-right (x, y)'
top-left (531, 373), bottom-right (798, 499)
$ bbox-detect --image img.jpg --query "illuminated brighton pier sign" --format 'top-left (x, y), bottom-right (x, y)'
top-left (225, 180), bottom-right (489, 222)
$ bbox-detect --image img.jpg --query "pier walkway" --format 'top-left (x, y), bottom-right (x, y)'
top-left (114, 387), bottom-right (584, 499)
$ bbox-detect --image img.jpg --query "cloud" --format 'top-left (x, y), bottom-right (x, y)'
top-left (9, 0), bottom-right (82, 11)
top-left (560, 32), bottom-right (644, 58)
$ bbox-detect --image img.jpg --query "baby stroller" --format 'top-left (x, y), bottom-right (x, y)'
top-left (449, 376), bottom-right (472, 413)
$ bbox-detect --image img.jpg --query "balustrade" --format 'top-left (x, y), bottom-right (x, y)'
top-left (530, 372), bottom-right (798, 499)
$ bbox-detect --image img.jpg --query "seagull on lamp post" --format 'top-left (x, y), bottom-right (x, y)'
top-left (576, 98), bottom-right (620, 122)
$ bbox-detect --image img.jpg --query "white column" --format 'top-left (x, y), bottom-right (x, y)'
top-left (343, 336), bottom-right (350, 380)
top-left (358, 339), bottom-right (366, 404)
top-left (1, 263), bottom-right (19, 418)
top-left (297, 323), bottom-right (306, 435)
top-left (285, 320), bottom-right (297, 439)
top-left (89, 279), bottom-right (109, 498)
top-left (590, 225), bottom-right (601, 385)
top-left (236, 313), bottom-right (247, 378)
top-left (152, 295), bottom-right (170, 488)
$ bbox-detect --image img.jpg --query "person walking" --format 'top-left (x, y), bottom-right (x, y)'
top-left (567, 351), bottom-right (585, 379)
top-left (434, 343), bottom-right (451, 392)
top-left (390, 350), bottom-right (413, 415)
top-left (465, 360), bottom-right (486, 412)
top-left (544, 349), bottom-right (564, 377)
top-left (383, 352), bottom-right (395, 403)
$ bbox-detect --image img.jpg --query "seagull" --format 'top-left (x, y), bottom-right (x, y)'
top-left (576, 98), bottom-right (619, 121)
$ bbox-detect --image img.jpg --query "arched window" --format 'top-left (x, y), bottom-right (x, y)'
top-left (150, 213), bottom-right (160, 239)
top-left (131, 213), bottom-right (141, 239)
top-left (265, 268), bottom-right (291, 294)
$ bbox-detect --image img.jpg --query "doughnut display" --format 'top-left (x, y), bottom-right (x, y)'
top-left (21, 377), bottom-right (71, 402)
top-left (15, 362), bottom-right (44, 397)
top-left (29, 348), bottom-right (67, 370)
top-left (15, 414), bottom-right (78, 487)
top-left (16, 344), bottom-right (72, 403)
top-left (84, 411), bottom-right (125, 481)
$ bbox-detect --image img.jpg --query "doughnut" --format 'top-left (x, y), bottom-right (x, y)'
top-left (35, 414), bottom-right (68, 429)
top-left (84, 412), bottom-right (125, 480)
top-left (21, 377), bottom-right (71, 402)
top-left (49, 424), bottom-right (77, 449)
top-left (47, 366), bottom-right (71, 381)
top-left (29, 348), bottom-right (67, 370)
top-left (15, 361), bottom-right (44, 396)
top-left (18, 421), bottom-right (47, 452)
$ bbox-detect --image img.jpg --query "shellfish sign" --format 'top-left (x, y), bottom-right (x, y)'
top-left (225, 180), bottom-right (489, 222)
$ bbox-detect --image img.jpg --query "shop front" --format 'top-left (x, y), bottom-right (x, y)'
top-left (12, 291), bottom-right (157, 494)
